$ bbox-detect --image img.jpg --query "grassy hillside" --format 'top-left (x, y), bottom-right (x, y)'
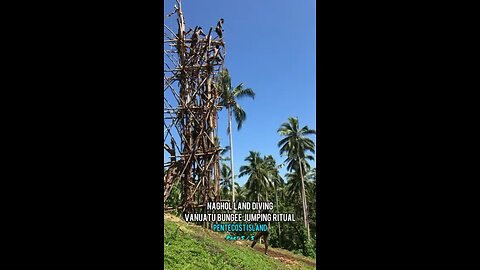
top-left (164, 214), bottom-right (316, 270)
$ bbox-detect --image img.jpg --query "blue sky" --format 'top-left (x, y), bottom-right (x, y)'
top-left (164, 0), bottom-right (316, 186)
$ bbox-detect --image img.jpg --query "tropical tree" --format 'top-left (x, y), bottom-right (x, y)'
top-left (263, 155), bottom-right (285, 244)
top-left (285, 168), bottom-right (315, 210)
top-left (216, 69), bottom-right (255, 204)
top-left (214, 136), bottom-right (230, 159)
top-left (239, 151), bottom-right (269, 203)
top-left (263, 155), bottom-right (284, 206)
top-left (219, 162), bottom-right (244, 200)
top-left (305, 168), bottom-right (316, 240)
top-left (219, 162), bottom-right (232, 199)
top-left (234, 183), bottom-right (246, 201)
top-left (284, 170), bottom-right (303, 203)
top-left (213, 136), bottom-right (231, 199)
top-left (278, 117), bottom-right (316, 241)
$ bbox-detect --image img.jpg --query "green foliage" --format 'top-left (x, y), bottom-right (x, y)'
top-left (239, 151), bottom-right (272, 201)
top-left (303, 240), bottom-right (315, 259)
top-left (215, 68), bottom-right (255, 205)
top-left (166, 177), bottom-right (182, 208)
top-left (277, 116), bottom-right (316, 243)
top-left (216, 69), bottom-right (255, 131)
top-left (299, 228), bottom-right (316, 258)
top-left (219, 162), bottom-right (232, 199)
top-left (277, 117), bottom-right (316, 173)
top-left (164, 215), bottom-right (315, 270)
top-left (165, 115), bottom-right (317, 259)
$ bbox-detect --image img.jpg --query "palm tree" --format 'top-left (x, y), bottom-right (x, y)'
top-left (263, 155), bottom-right (285, 244)
top-left (220, 162), bottom-right (245, 200)
top-left (239, 151), bottom-right (269, 203)
top-left (214, 136), bottom-right (230, 200)
top-left (219, 162), bottom-right (232, 199)
top-left (284, 171), bottom-right (301, 201)
top-left (278, 117), bottom-right (316, 241)
top-left (285, 168), bottom-right (314, 207)
top-left (305, 168), bottom-right (316, 239)
top-left (216, 69), bottom-right (255, 205)
top-left (263, 155), bottom-right (284, 205)
top-left (234, 183), bottom-right (246, 201)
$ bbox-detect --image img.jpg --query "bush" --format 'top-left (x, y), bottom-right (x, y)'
top-left (298, 227), bottom-right (315, 258)
top-left (303, 238), bottom-right (315, 258)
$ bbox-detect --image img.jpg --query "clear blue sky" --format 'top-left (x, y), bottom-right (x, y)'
top-left (164, 0), bottom-right (316, 186)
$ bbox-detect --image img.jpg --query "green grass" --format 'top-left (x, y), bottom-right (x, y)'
top-left (164, 214), bottom-right (316, 270)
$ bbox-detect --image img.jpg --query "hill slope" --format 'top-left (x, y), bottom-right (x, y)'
top-left (164, 214), bottom-right (316, 270)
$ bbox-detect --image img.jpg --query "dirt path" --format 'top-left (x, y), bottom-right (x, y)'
top-left (252, 245), bottom-right (316, 268)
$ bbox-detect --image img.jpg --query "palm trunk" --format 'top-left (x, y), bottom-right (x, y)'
top-left (267, 188), bottom-right (270, 229)
top-left (275, 184), bottom-right (281, 246)
top-left (257, 193), bottom-right (260, 213)
top-left (298, 155), bottom-right (310, 241)
top-left (227, 107), bottom-right (235, 206)
top-left (257, 192), bottom-right (261, 243)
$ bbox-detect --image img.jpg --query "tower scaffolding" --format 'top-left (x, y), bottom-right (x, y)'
top-left (164, 0), bottom-right (226, 216)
